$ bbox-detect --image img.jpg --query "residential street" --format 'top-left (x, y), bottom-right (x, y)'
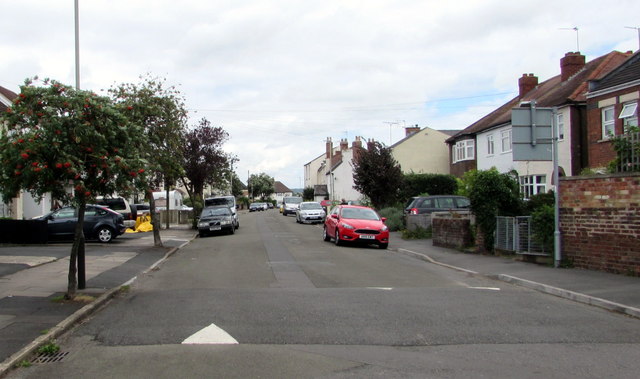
top-left (5, 210), bottom-right (640, 378)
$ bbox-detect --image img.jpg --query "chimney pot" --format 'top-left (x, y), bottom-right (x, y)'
top-left (560, 52), bottom-right (585, 81)
top-left (518, 73), bottom-right (538, 98)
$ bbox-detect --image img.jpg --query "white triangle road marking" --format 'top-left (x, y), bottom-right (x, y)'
top-left (182, 323), bottom-right (239, 345)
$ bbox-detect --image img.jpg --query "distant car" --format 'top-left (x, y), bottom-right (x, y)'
top-left (296, 202), bottom-right (326, 224)
top-left (36, 205), bottom-right (127, 243)
top-left (197, 206), bottom-right (235, 237)
top-left (404, 195), bottom-right (470, 215)
top-left (267, 202), bottom-right (274, 209)
top-left (204, 196), bottom-right (239, 229)
top-left (95, 196), bottom-right (136, 228)
top-left (133, 203), bottom-right (150, 216)
top-left (250, 202), bottom-right (267, 212)
top-left (323, 205), bottom-right (389, 249)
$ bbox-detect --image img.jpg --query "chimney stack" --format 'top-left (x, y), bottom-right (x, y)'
top-left (325, 137), bottom-right (333, 159)
top-left (518, 73), bottom-right (538, 97)
top-left (560, 52), bottom-right (585, 81)
top-left (367, 138), bottom-right (376, 151)
top-left (340, 138), bottom-right (348, 151)
top-left (351, 136), bottom-right (362, 149)
top-left (405, 125), bottom-right (420, 137)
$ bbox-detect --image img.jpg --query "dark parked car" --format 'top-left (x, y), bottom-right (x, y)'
top-left (197, 206), bottom-right (235, 237)
top-left (36, 205), bottom-right (127, 243)
top-left (404, 195), bottom-right (470, 215)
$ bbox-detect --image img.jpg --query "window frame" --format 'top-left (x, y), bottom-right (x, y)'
top-left (486, 134), bottom-right (494, 156)
top-left (501, 129), bottom-right (512, 153)
top-left (453, 139), bottom-right (475, 163)
top-left (519, 175), bottom-right (547, 199)
top-left (619, 102), bottom-right (638, 133)
top-left (556, 113), bottom-right (565, 140)
top-left (602, 105), bottom-right (615, 139)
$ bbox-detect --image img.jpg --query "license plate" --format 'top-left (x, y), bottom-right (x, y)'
top-left (209, 226), bottom-right (221, 231)
top-left (360, 235), bottom-right (375, 240)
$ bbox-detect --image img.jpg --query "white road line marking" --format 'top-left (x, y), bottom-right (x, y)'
top-left (367, 287), bottom-right (393, 291)
top-left (182, 323), bottom-right (239, 345)
top-left (468, 286), bottom-right (501, 291)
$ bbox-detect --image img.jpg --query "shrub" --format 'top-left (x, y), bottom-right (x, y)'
top-left (402, 226), bottom-right (432, 239)
top-left (468, 168), bottom-right (522, 252)
top-left (378, 206), bottom-right (404, 232)
top-left (531, 204), bottom-right (555, 251)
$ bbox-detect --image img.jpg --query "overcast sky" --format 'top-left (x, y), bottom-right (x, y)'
top-left (2, 1), bottom-right (639, 189)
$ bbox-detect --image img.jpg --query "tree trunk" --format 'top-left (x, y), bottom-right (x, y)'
top-left (148, 189), bottom-right (163, 247)
top-left (66, 197), bottom-right (87, 299)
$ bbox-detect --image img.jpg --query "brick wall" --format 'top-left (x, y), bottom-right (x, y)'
top-left (560, 173), bottom-right (640, 275)
top-left (432, 217), bottom-right (473, 249)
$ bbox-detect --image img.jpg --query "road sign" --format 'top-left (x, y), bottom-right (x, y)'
top-left (511, 106), bottom-right (554, 161)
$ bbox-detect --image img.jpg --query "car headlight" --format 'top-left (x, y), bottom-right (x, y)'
top-left (341, 222), bottom-right (355, 230)
top-left (221, 220), bottom-right (231, 225)
top-left (381, 226), bottom-right (388, 232)
top-left (198, 221), bottom-right (209, 227)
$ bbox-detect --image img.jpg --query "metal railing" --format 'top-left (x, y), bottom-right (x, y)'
top-left (495, 216), bottom-right (549, 256)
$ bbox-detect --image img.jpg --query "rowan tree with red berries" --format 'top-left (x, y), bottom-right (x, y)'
top-left (0, 77), bottom-right (148, 298)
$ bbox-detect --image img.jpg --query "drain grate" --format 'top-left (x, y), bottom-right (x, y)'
top-left (31, 351), bottom-right (69, 364)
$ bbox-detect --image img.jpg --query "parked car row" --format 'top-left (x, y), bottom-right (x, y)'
top-left (36, 205), bottom-right (128, 243)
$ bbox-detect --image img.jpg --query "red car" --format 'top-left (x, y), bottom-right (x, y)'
top-left (323, 205), bottom-right (389, 249)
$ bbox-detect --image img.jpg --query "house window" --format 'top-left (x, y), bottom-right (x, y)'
top-left (602, 106), bottom-right (615, 138)
top-left (519, 175), bottom-right (546, 198)
top-left (619, 102), bottom-right (638, 132)
top-left (487, 134), bottom-right (494, 155)
top-left (453, 139), bottom-right (474, 163)
top-left (501, 129), bottom-right (512, 153)
top-left (556, 113), bottom-right (565, 140)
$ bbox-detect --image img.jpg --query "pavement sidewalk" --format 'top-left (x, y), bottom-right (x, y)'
top-left (389, 231), bottom-right (640, 318)
top-left (0, 226), bottom-right (197, 374)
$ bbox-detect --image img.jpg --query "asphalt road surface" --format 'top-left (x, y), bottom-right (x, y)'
top-left (8, 210), bottom-right (640, 378)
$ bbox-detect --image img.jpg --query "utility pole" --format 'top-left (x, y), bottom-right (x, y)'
top-left (74, 0), bottom-right (80, 89)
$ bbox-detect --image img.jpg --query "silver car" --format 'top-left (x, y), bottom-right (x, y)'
top-left (295, 202), bottom-right (326, 224)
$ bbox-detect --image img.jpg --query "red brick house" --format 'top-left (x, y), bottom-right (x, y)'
top-left (585, 50), bottom-right (640, 168)
top-left (446, 51), bottom-right (633, 194)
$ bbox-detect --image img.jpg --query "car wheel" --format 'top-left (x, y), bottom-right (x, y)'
top-left (229, 226), bottom-right (235, 235)
top-left (323, 226), bottom-right (331, 242)
top-left (334, 228), bottom-right (343, 246)
top-left (97, 227), bottom-right (114, 243)
top-left (199, 231), bottom-right (206, 238)
top-left (379, 243), bottom-right (388, 249)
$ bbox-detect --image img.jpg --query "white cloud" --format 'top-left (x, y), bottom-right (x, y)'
top-left (2, 0), bottom-right (640, 189)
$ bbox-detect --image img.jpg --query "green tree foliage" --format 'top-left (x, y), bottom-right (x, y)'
top-left (248, 173), bottom-right (275, 199)
top-left (180, 118), bottom-right (234, 212)
top-left (400, 173), bottom-right (458, 200)
top-left (468, 168), bottom-right (521, 252)
top-left (352, 141), bottom-right (403, 209)
top-left (109, 75), bottom-right (187, 246)
top-left (231, 172), bottom-right (245, 197)
top-left (0, 78), bottom-right (147, 298)
top-left (303, 186), bottom-right (315, 201)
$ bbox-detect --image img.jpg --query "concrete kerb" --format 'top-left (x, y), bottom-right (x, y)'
top-left (0, 233), bottom-right (197, 377)
top-left (394, 248), bottom-right (640, 320)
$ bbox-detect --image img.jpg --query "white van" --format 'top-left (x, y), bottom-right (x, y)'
top-left (204, 196), bottom-right (238, 229)
top-left (282, 196), bottom-right (303, 216)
